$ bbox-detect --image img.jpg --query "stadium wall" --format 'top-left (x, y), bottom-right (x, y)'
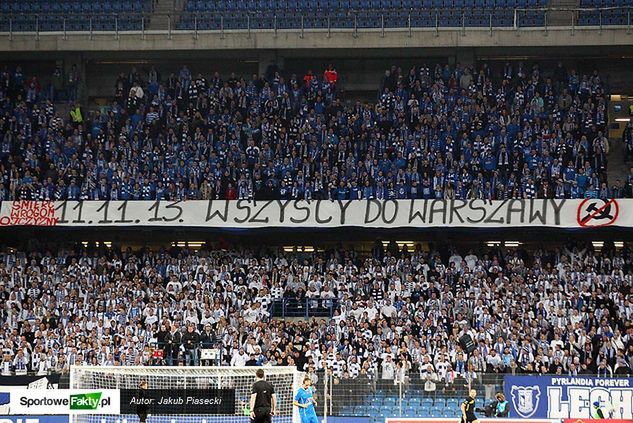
top-left (4, 44), bottom-right (633, 102)
top-left (504, 375), bottom-right (633, 419)
top-left (1, 27), bottom-right (632, 53)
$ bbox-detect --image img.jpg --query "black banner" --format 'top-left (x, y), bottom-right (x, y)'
top-left (120, 389), bottom-right (235, 415)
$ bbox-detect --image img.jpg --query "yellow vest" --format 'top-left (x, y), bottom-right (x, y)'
top-left (70, 107), bottom-right (83, 123)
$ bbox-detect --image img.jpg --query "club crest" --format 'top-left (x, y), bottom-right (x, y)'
top-left (510, 385), bottom-right (540, 418)
top-left (0, 391), bottom-right (9, 414)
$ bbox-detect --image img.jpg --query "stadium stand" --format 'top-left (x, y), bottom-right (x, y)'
top-left (1, 2), bottom-right (633, 423)
top-left (0, 62), bottom-right (621, 202)
top-left (1, 1), bottom-right (632, 32)
top-left (0, 240), bottom-right (631, 418)
top-left (177, 0), bottom-right (548, 30)
top-left (578, 0), bottom-right (633, 26)
top-left (0, 0), bottom-right (151, 32)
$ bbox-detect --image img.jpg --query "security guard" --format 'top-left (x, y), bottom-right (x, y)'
top-left (494, 393), bottom-right (509, 417)
top-left (591, 401), bottom-right (608, 419)
top-left (69, 103), bottom-right (83, 124)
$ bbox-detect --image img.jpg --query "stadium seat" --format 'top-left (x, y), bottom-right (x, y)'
top-left (3, 0), bottom-right (626, 31)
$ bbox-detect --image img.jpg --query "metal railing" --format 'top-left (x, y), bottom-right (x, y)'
top-left (0, 6), bottom-right (631, 38)
top-left (312, 371), bottom-right (501, 422)
top-left (270, 298), bottom-right (338, 319)
top-left (316, 372), bottom-right (629, 422)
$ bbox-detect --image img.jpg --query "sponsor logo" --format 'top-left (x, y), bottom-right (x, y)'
top-left (8, 389), bottom-right (119, 415)
top-left (511, 385), bottom-right (541, 418)
top-left (69, 392), bottom-right (103, 410)
top-left (18, 392), bottom-right (108, 410)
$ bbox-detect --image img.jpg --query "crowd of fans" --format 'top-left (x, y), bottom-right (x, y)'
top-left (0, 240), bottom-right (632, 403)
top-left (1, 61), bottom-right (629, 201)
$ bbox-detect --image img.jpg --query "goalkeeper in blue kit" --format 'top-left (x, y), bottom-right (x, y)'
top-left (294, 376), bottom-right (319, 423)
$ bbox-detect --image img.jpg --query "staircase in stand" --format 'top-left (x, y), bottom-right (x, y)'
top-left (547, 0), bottom-right (580, 26)
top-left (147, 0), bottom-right (186, 31)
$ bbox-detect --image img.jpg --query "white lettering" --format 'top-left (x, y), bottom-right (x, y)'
top-left (568, 387), bottom-right (591, 417)
top-left (547, 387), bottom-right (569, 418)
top-left (594, 379), bottom-right (630, 387)
top-left (548, 386), bottom-right (633, 418)
top-left (186, 397), bottom-right (222, 405)
top-left (158, 396), bottom-right (183, 405)
top-left (612, 389), bottom-right (633, 419)
top-left (129, 397), bottom-right (154, 405)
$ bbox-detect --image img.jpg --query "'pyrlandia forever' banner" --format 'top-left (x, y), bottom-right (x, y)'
top-left (0, 199), bottom-right (625, 228)
top-left (504, 375), bottom-right (633, 419)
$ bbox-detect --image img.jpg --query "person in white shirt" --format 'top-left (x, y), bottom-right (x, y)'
top-left (448, 251), bottom-right (463, 272)
top-left (13, 350), bottom-right (28, 375)
top-left (179, 309), bottom-right (196, 327)
top-left (36, 353), bottom-right (49, 375)
top-left (1, 354), bottom-right (12, 375)
top-left (435, 355), bottom-right (450, 380)
top-left (305, 344), bottom-right (322, 364)
top-left (381, 299), bottom-right (397, 319)
top-left (306, 286), bottom-right (320, 308)
top-left (320, 286), bottom-right (336, 308)
top-left (243, 304), bottom-right (260, 324)
top-left (423, 364), bottom-right (439, 404)
top-left (230, 348), bottom-right (249, 366)
top-left (381, 355), bottom-right (396, 393)
top-left (550, 334), bottom-right (564, 351)
top-left (165, 275), bottom-right (182, 293)
top-left (486, 349), bottom-right (503, 368)
top-left (464, 251), bottom-right (478, 271)
top-left (364, 300), bottom-right (378, 321)
top-left (348, 356), bottom-right (361, 378)
top-left (350, 303), bottom-right (364, 321)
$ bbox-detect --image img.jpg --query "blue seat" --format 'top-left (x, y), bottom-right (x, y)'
top-left (411, 9), bottom-right (434, 26)
top-left (421, 397), bottom-right (434, 407)
top-left (383, 396), bottom-right (398, 405)
top-left (403, 406), bottom-right (417, 416)
top-left (0, 0), bottom-right (591, 32)
top-left (339, 406), bottom-right (354, 415)
top-left (408, 397), bottom-right (422, 407)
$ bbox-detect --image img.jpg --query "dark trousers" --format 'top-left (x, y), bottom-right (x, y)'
top-left (252, 407), bottom-right (272, 423)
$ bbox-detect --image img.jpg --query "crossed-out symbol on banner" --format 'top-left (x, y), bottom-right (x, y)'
top-left (577, 199), bottom-right (619, 228)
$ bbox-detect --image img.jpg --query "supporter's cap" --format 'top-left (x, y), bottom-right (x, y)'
top-left (593, 402), bottom-right (600, 407)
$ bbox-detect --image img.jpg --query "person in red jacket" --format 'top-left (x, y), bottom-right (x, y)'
top-left (324, 64), bottom-right (338, 87)
top-left (303, 70), bottom-right (314, 88)
top-left (226, 183), bottom-right (237, 200)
